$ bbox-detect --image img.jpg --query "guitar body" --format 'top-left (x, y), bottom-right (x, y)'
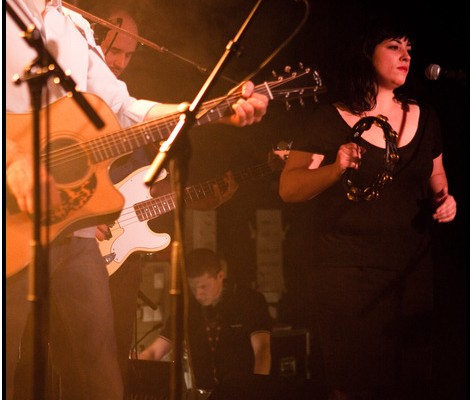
top-left (100, 166), bottom-right (171, 276)
top-left (6, 93), bottom-right (125, 278)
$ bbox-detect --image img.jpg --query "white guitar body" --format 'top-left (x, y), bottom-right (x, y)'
top-left (100, 167), bottom-right (171, 276)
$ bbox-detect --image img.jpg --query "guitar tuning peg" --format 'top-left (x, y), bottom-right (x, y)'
top-left (295, 89), bottom-right (305, 107)
top-left (298, 62), bottom-right (304, 69)
top-left (284, 65), bottom-right (292, 74)
top-left (285, 100), bottom-right (292, 111)
top-left (271, 70), bottom-right (277, 78)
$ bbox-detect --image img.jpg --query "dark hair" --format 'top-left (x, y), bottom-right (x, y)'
top-left (90, 2), bottom-right (142, 45)
top-left (335, 15), bottom-right (414, 115)
top-left (185, 248), bottom-right (222, 279)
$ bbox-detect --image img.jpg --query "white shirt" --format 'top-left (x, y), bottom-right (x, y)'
top-left (6, 0), bottom-right (157, 126)
top-left (6, 0), bottom-right (158, 237)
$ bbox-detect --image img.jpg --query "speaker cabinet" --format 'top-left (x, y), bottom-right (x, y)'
top-left (271, 328), bottom-right (310, 380)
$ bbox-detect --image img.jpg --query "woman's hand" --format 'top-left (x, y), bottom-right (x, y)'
top-left (432, 188), bottom-right (457, 223)
top-left (335, 142), bottom-right (366, 175)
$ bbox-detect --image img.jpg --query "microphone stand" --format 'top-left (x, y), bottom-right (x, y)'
top-left (143, 1), bottom-right (264, 399)
top-left (6, 3), bottom-right (104, 399)
top-left (61, 1), bottom-right (238, 85)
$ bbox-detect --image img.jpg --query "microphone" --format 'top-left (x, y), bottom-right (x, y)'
top-left (424, 64), bottom-right (467, 81)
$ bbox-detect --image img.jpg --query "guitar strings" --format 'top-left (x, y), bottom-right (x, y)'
top-left (38, 74), bottom-right (312, 170)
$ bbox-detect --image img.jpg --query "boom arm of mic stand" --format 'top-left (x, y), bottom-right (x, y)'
top-left (144, 0), bottom-right (265, 186)
top-left (142, 4), bottom-right (265, 400)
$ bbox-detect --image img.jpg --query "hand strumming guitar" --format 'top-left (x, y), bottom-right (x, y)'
top-left (6, 139), bottom-right (62, 215)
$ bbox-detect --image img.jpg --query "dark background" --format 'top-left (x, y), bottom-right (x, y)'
top-left (76, 0), bottom-right (470, 397)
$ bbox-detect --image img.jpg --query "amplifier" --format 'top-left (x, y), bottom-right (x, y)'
top-left (125, 360), bottom-right (210, 400)
top-left (125, 359), bottom-right (171, 400)
top-left (270, 328), bottom-right (310, 380)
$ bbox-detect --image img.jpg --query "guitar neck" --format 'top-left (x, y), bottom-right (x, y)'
top-left (183, 161), bottom-right (273, 203)
top-left (134, 161), bottom-right (275, 223)
top-left (42, 65), bottom-right (321, 172)
top-left (84, 86), bottom-right (272, 165)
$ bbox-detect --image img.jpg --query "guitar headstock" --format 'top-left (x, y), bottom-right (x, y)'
top-left (268, 63), bottom-right (327, 110)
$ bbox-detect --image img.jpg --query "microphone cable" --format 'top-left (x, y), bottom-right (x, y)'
top-left (199, 0), bottom-right (311, 119)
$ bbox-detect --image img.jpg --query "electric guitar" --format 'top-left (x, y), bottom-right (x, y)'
top-left (100, 150), bottom-right (288, 275)
top-left (6, 65), bottom-right (323, 277)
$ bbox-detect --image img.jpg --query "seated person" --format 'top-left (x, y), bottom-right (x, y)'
top-left (139, 248), bottom-right (272, 393)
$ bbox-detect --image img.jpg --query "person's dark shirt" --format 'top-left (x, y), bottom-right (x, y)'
top-left (161, 282), bottom-right (272, 389)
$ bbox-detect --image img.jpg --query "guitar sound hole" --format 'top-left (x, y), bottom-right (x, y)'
top-left (45, 137), bottom-right (90, 184)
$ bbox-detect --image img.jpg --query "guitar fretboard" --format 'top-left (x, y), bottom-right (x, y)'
top-left (41, 66), bottom-right (320, 173)
top-left (133, 161), bottom-right (275, 222)
top-left (85, 86), bottom-right (272, 165)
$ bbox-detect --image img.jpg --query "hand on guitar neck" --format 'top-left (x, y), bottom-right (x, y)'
top-left (176, 170), bottom-right (239, 211)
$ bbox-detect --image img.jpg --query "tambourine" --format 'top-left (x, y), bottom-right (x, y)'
top-left (343, 115), bottom-right (400, 201)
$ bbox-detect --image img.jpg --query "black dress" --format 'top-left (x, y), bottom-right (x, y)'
top-left (285, 102), bottom-right (442, 397)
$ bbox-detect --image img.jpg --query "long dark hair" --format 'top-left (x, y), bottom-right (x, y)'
top-left (334, 16), bottom-right (414, 115)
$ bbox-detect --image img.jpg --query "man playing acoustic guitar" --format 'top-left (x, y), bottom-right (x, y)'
top-left (5, 1), bottom-right (268, 399)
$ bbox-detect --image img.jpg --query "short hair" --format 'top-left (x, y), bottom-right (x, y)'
top-left (185, 248), bottom-right (222, 279)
